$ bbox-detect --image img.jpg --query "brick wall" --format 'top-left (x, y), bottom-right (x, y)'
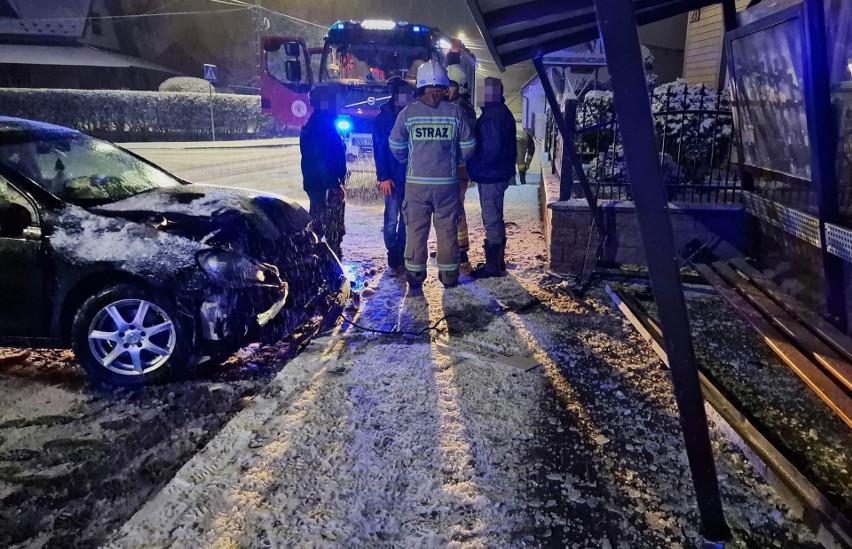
top-left (547, 199), bottom-right (747, 274)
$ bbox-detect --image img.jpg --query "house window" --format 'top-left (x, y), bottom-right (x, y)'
top-left (91, 11), bottom-right (102, 35)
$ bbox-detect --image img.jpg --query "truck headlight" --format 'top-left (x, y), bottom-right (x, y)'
top-left (196, 249), bottom-right (280, 288)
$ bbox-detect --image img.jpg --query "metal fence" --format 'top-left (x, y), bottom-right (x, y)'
top-left (549, 84), bottom-right (742, 204)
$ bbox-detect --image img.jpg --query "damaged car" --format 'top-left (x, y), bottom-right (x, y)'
top-left (0, 116), bottom-right (349, 386)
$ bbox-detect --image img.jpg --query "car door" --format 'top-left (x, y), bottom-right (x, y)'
top-left (0, 174), bottom-right (45, 338)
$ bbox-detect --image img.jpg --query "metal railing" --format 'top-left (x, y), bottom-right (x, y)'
top-left (550, 84), bottom-right (743, 204)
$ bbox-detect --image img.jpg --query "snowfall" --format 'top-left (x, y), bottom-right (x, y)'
top-left (72, 181), bottom-right (819, 548)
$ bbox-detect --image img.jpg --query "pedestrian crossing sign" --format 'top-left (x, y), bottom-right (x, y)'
top-left (203, 64), bottom-right (218, 83)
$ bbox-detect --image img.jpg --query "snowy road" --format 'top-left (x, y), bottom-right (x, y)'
top-left (123, 139), bottom-right (383, 201)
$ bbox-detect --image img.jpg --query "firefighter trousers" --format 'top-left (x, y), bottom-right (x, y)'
top-left (402, 183), bottom-right (460, 286)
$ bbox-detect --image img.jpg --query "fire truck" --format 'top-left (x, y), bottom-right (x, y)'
top-left (260, 20), bottom-right (476, 162)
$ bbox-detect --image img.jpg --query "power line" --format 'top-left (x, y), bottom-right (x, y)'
top-left (214, 0), bottom-right (327, 29)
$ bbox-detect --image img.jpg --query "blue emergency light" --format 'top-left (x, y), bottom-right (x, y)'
top-left (335, 117), bottom-right (352, 132)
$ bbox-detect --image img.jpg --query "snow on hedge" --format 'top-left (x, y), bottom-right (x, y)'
top-left (0, 88), bottom-right (287, 142)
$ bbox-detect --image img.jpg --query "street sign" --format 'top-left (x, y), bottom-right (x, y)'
top-left (203, 64), bottom-right (218, 83)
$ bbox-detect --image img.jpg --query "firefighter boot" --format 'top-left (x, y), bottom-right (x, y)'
top-left (406, 269), bottom-right (426, 297)
top-left (439, 268), bottom-right (460, 288)
top-left (470, 241), bottom-right (506, 279)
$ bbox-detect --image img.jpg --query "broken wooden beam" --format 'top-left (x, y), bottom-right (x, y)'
top-left (712, 261), bottom-right (852, 394)
top-left (695, 263), bottom-right (852, 430)
top-left (730, 258), bottom-right (852, 365)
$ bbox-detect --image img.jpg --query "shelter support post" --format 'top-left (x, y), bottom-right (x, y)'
top-left (717, 0), bottom-right (739, 90)
top-left (594, 0), bottom-right (732, 542)
top-left (802, 0), bottom-right (848, 332)
top-left (534, 57), bottom-right (606, 237)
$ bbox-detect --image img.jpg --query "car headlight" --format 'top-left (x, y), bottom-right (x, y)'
top-left (196, 249), bottom-right (280, 288)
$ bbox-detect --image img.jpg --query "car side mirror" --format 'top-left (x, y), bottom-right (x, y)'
top-left (284, 42), bottom-right (301, 57)
top-left (0, 202), bottom-right (32, 237)
top-left (285, 60), bottom-right (302, 83)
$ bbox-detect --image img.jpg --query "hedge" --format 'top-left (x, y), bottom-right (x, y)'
top-left (0, 88), bottom-right (294, 142)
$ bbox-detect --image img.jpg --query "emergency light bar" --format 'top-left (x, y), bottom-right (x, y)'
top-left (361, 20), bottom-right (397, 30)
top-left (335, 117), bottom-right (352, 133)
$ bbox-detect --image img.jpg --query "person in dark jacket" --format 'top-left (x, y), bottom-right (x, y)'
top-left (516, 127), bottom-right (535, 185)
top-left (373, 77), bottom-right (413, 269)
top-left (300, 86), bottom-right (347, 259)
top-left (467, 77), bottom-right (516, 279)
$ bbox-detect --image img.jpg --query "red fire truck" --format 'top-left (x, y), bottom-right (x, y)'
top-left (260, 20), bottom-right (476, 162)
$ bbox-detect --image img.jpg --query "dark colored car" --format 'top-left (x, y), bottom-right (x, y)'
top-left (0, 117), bottom-right (349, 386)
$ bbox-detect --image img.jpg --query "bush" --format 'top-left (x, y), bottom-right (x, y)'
top-left (158, 77), bottom-right (212, 94)
top-left (0, 88), bottom-right (293, 142)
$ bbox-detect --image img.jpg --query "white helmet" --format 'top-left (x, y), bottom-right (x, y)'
top-left (416, 60), bottom-right (450, 90)
top-left (446, 64), bottom-right (469, 95)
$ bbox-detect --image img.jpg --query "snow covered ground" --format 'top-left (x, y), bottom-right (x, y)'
top-left (107, 185), bottom-right (819, 548)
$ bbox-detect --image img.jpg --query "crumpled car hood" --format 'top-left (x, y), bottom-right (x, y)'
top-left (91, 185), bottom-right (312, 243)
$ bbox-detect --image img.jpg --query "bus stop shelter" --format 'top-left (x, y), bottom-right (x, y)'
top-left (463, 0), bottom-right (749, 543)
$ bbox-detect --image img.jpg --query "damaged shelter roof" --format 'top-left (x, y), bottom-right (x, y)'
top-left (464, 0), bottom-right (721, 69)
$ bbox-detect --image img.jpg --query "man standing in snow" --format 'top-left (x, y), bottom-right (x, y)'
top-left (447, 64), bottom-right (477, 266)
top-left (467, 77), bottom-right (516, 279)
top-left (373, 76), bottom-right (413, 270)
top-left (300, 86), bottom-right (347, 260)
top-left (389, 61), bottom-right (476, 293)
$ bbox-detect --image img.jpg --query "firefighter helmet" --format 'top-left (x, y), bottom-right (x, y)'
top-left (446, 64), bottom-right (470, 95)
top-left (416, 60), bottom-right (449, 90)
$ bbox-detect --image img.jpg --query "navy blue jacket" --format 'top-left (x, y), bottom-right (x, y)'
top-left (300, 110), bottom-right (347, 193)
top-left (467, 101), bottom-right (516, 184)
top-left (372, 101), bottom-right (407, 186)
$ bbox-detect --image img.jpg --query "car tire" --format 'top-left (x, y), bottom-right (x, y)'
top-left (71, 283), bottom-right (194, 387)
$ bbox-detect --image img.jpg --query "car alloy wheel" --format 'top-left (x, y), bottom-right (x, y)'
top-left (87, 298), bottom-right (177, 376)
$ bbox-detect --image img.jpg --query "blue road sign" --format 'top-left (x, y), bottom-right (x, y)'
top-left (203, 64), bottom-right (218, 83)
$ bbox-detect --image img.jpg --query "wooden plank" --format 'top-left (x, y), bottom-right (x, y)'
top-left (730, 258), bottom-right (852, 365)
top-left (713, 261), bottom-right (852, 393)
top-left (686, 50), bottom-right (724, 63)
top-left (695, 263), bottom-right (852, 430)
top-left (605, 285), bottom-right (669, 366)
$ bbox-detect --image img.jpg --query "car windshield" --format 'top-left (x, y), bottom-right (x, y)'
top-left (0, 134), bottom-right (181, 205)
top-left (325, 43), bottom-right (429, 82)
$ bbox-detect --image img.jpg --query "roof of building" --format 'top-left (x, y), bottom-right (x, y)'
top-left (463, 0), bottom-right (717, 70)
top-left (0, 0), bottom-right (92, 39)
top-left (0, 44), bottom-right (179, 73)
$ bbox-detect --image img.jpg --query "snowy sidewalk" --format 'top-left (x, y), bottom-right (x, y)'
top-left (109, 187), bottom-right (817, 548)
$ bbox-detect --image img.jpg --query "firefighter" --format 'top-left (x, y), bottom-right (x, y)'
top-left (300, 86), bottom-right (347, 260)
top-left (467, 77), bottom-right (516, 279)
top-left (389, 61), bottom-right (476, 293)
top-left (446, 64), bottom-right (477, 265)
top-left (373, 76), bottom-right (414, 269)
top-left (516, 127), bottom-right (535, 185)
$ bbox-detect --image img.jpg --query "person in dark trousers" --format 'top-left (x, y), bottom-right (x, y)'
top-left (467, 77), bottom-right (516, 279)
top-left (373, 77), bottom-right (414, 269)
top-left (300, 86), bottom-right (347, 260)
top-left (447, 64), bottom-right (477, 265)
top-left (516, 127), bottom-right (535, 185)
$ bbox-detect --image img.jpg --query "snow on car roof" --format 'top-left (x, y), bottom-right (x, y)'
top-left (0, 117), bottom-right (81, 141)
